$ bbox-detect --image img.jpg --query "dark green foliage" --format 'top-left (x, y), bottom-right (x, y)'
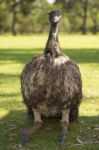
top-left (0, 0), bottom-right (99, 34)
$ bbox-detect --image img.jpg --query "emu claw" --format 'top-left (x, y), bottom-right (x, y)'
top-left (22, 129), bottom-right (30, 144)
top-left (59, 129), bottom-right (68, 144)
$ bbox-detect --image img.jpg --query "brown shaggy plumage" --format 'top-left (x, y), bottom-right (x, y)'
top-left (21, 52), bottom-right (82, 120)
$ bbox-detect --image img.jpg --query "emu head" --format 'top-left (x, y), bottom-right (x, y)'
top-left (48, 10), bottom-right (62, 24)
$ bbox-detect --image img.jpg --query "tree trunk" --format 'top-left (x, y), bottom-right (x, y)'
top-left (82, 0), bottom-right (88, 34)
top-left (92, 19), bottom-right (98, 34)
top-left (91, 10), bottom-right (98, 34)
top-left (12, 2), bottom-right (17, 36)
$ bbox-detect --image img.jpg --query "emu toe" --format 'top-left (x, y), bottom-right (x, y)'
top-left (59, 129), bottom-right (69, 144)
top-left (22, 128), bottom-right (30, 144)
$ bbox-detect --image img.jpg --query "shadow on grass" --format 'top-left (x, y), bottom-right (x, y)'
top-left (0, 48), bottom-right (99, 64)
top-left (0, 73), bottom-right (19, 79)
top-left (0, 93), bottom-right (20, 98)
top-left (0, 48), bottom-right (42, 64)
top-left (0, 110), bottom-right (99, 150)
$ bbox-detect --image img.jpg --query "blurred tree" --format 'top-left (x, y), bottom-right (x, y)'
top-left (0, 1), bottom-right (7, 33)
top-left (0, 0), bottom-right (99, 34)
top-left (11, 0), bottom-right (19, 35)
top-left (55, 0), bottom-right (88, 34)
top-left (55, 0), bottom-right (99, 34)
top-left (0, 0), bottom-right (53, 34)
top-left (19, 0), bottom-right (53, 33)
top-left (1, 0), bottom-right (20, 35)
top-left (81, 0), bottom-right (88, 34)
top-left (89, 0), bottom-right (99, 34)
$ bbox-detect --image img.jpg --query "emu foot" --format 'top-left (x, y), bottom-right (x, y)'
top-left (59, 129), bottom-right (69, 144)
top-left (59, 122), bottom-right (69, 144)
top-left (22, 122), bottom-right (42, 144)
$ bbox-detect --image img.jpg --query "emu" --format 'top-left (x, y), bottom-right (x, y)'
top-left (21, 10), bottom-right (82, 144)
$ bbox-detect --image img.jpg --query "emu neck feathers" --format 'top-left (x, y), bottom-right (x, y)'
top-left (44, 23), bottom-right (60, 58)
top-left (49, 24), bottom-right (58, 40)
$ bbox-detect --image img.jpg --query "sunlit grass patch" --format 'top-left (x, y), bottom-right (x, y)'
top-left (0, 108), bottom-right (9, 118)
top-left (80, 98), bottom-right (99, 116)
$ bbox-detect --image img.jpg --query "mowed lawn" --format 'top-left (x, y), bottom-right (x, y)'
top-left (0, 35), bottom-right (99, 150)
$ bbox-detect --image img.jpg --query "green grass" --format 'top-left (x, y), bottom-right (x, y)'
top-left (0, 35), bottom-right (99, 150)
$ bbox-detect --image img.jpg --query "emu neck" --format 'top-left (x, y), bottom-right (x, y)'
top-left (49, 23), bottom-right (58, 40)
top-left (45, 23), bottom-right (60, 57)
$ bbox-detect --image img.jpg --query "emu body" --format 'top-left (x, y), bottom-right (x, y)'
top-left (21, 54), bottom-right (82, 118)
top-left (21, 10), bottom-right (82, 144)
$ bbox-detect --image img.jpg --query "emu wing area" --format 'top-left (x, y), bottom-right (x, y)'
top-left (21, 54), bottom-right (82, 117)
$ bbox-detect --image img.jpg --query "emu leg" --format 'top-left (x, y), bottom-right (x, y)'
top-left (22, 108), bottom-right (42, 144)
top-left (59, 109), bottom-right (69, 144)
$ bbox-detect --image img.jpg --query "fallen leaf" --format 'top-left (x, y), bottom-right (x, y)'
top-left (77, 136), bottom-right (84, 145)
